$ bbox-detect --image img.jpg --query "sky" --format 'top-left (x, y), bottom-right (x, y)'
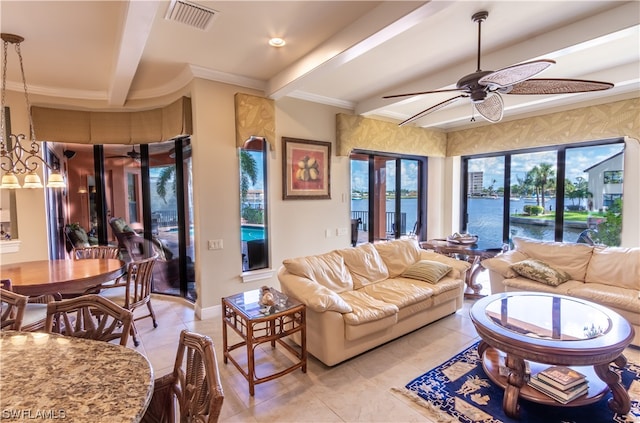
top-left (351, 159), bottom-right (420, 192)
top-left (470, 143), bottom-right (624, 189)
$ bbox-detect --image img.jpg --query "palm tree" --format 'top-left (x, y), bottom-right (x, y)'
top-left (240, 151), bottom-right (258, 205)
top-left (527, 163), bottom-right (555, 210)
top-left (535, 163), bottom-right (555, 210)
top-left (156, 166), bottom-right (176, 204)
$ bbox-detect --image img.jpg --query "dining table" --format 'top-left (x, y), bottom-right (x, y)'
top-left (0, 331), bottom-right (154, 422)
top-left (0, 258), bottom-right (126, 296)
top-left (420, 238), bottom-right (504, 298)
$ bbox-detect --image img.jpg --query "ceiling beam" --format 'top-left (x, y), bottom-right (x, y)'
top-left (108, 1), bottom-right (160, 106)
top-left (355, 2), bottom-right (640, 119)
top-left (265, 1), bottom-right (448, 100)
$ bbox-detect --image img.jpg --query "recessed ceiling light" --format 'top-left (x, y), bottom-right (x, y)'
top-left (269, 37), bottom-right (286, 48)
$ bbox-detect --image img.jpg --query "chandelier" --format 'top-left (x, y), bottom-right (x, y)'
top-left (0, 33), bottom-right (65, 189)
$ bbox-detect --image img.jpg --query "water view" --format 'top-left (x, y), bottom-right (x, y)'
top-left (467, 196), bottom-right (585, 247)
top-left (352, 197), bottom-right (587, 247)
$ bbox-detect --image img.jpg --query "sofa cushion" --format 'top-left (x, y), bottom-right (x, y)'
top-left (283, 251), bottom-right (353, 293)
top-left (338, 243), bottom-right (389, 289)
top-left (584, 246), bottom-right (640, 291)
top-left (374, 239), bottom-right (422, 277)
top-left (339, 291), bottom-right (398, 325)
top-left (568, 283), bottom-right (640, 316)
top-left (481, 250), bottom-right (528, 279)
top-left (512, 237), bottom-right (593, 281)
top-left (400, 260), bottom-right (452, 284)
top-left (361, 279), bottom-right (433, 309)
top-left (503, 277), bottom-right (584, 295)
top-left (278, 271), bottom-right (352, 313)
top-left (511, 259), bottom-right (572, 286)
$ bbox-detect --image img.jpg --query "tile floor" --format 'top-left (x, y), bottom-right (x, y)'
top-left (134, 293), bottom-right (481, 422)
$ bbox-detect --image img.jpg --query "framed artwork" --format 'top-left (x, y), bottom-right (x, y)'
top-left (282, 137), bottom-right (331, 200)
top-left (603, 170), bottom-right (623, 184)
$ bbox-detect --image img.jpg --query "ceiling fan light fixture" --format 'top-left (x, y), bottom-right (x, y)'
top-left (475, 93), bottom-right (504, 123)
top-left (470, 90), bottom-right (487, 103)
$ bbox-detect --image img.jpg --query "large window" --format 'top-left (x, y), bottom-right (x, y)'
top-left (350, 151), bottom-right (426, 244)
top-left (239, 138), bottom-right (268, 272)
top-left (47, 139), bottom-right (196, 301)
top-left (462, 139), bottom-right (625, 247)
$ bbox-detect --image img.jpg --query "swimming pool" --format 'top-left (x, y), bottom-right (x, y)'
top-left (241, 225), bottom-right (265, 242)
top-left (165, 225), bottom-right (264, 242)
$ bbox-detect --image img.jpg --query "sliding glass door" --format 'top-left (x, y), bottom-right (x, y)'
top-left (350, 151), bottom-right (426, 243)
top-left (51, 139), bottom-right (195, 300)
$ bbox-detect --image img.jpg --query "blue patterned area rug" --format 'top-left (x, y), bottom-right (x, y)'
top-left (392, 342), bottom-right (640, 423)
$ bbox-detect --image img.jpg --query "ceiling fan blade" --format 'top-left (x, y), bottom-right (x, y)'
top-left (383, 88), bottom-right (465, 99)
top-left (503, 78), bottom-right (614, 94)
top-left (479, 59), bottom-right (555, 88)
top-left (474, 93), bottom-right (504, 123)
top-left (399, 95), bottom-right (466, 126)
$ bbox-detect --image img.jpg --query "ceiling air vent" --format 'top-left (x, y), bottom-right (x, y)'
top-left (165, 0), bottom-right (219, 31)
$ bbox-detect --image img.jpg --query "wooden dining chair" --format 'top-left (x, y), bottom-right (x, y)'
top-left (1, 279), bottom-right (59, 331)
top-left (72, 245), bottom-right (121, 260)
top-left (142, 330), bottom-right (224, 423)
top-left (100, 255), bottom-right (158, 346)
top-left (45, 294), bottom-right (133, 346)
top-left (1, 288), bottom-right (28, 330)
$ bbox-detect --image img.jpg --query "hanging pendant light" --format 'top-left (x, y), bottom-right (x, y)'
top-left (0, 33), bottom-right (66, 189)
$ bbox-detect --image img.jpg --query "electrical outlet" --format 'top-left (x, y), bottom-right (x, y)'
top-left (208, 239), bottom-right (223, 250)
top-left (325, 229), bottom-right (333, 238)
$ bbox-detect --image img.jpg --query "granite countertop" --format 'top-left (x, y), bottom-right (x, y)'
top-left (0, 331), bottom-right (153, 422)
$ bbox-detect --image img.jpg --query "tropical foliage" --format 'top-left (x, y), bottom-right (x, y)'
top-left (593, 198), bottom-right (622, 246)
top-left (156, 166), bottom-right (176, 204)
top-left (565, 176), bottom-right (592, 210)
top-left (239, 150), bottom-right (263, 224)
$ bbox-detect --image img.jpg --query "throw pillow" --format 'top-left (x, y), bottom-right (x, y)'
top-left (111, 217), bottom-right (135, 234)
top-left (400, 260), bottom-right (452, 284)
top-left (510, 259), bottom-right (572, 286)
top-left (67, 224), bottom-right (90, 248)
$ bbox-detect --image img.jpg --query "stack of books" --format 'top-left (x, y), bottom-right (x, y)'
top-left (528, 366), bottom-right (588, 404)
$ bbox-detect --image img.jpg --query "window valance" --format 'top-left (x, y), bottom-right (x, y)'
top-left (31, 97), bottom-right (192, 144)
top-left (335, 113), bottom-right (446, 157)
top-left (234, 93), bottom-right (275, 150)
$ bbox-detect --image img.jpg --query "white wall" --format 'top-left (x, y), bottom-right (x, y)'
top-left (189, 81), bottom-right (355, 318)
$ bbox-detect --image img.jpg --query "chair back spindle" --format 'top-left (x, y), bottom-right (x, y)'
top-left (45, 294), bottom-right (133, 346)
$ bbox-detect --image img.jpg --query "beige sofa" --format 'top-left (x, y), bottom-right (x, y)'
top-left (277, 239), bottom-right (471, 366)
top-left (482, 236), bottom-right (639, 346)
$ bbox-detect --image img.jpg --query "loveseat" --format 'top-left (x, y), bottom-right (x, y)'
top-left (482, 236), bottom-right (639, 346)
top-left (277, 239), bottom-right (471, 366)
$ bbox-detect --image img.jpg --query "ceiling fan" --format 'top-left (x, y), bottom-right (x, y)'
top-left (106, 146), bottom-right (141, 162)
top-left (383, 11), bottom-right (614, 126)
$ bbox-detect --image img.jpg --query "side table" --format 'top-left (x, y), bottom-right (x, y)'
top-left (222, 288), bottom-right (306, 395)
top-left (420, 239), bottom-right (503, 298)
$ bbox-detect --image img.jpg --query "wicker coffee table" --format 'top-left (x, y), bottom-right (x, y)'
top-left (470, 292), bottom-right (635, 419)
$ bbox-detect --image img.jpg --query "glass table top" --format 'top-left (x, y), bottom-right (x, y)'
top-left (225, 288), bottom-right (299, 319)
top-left (484, 294), bottom-right (613, 341)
